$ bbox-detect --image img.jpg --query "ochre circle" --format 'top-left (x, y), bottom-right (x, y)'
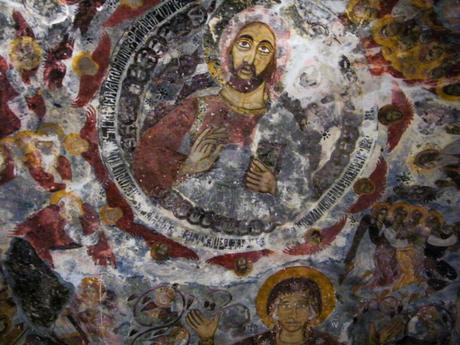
top-left (255, 266), bottom-right (335, 328)
top-left (64, 133), bottom-right (89, 155)
top-left (9, 36), bottom-right (43, 71)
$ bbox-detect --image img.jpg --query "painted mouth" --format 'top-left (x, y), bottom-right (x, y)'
top-left (238, 65), bottom-right (255, 76)
top-left (285, 321), bottom-right (301, 326)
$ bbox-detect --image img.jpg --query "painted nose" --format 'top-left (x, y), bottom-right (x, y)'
top-left (243, 48), bottom-right (257, 65)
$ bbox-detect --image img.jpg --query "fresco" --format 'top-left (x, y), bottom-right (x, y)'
top-left (0, 0), bottom-right (459, 344)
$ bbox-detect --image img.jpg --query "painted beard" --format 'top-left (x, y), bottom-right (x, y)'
top-left (227, 60), bottom-right (274, 93)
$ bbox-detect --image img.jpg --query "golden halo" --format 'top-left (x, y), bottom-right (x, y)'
top-left (71, 52), bottom-right (99, 77)
top-left (346, 0), bottom-right (380, 25)
top-left (372, 15), bottom-right (399, 48)
top-left (371, 202), bottom-right (390, 216)
top-left (99, 205), bottom-right (123, 225)
top-left (15, 130), bottom-right (37, 141)
top-left (409, 205), bottom-right (428, 219)
top-left (120, 0), bottom-right (144, 9)
top-left (37, 123), bottom-right (65, 141)
top-left (9, 36), bottom-right (43, 71)
top-left (389, 201), bottom-right (410, 214)
top-left (64, 133), bottom-right (89, 156)
top-left (204, 47), bottom-right (225, 85)
top-left (203, 4), bottom-right (290, 96)
top-left (14, 131), bottom-right (39, 154)
top-left (436, 78), bottom-right (460, 102)
top-left (80, 277), bottom-right (106, 297)
top-left (255, 266), bottom-right (335, 328)
top-left (353, 178), bottom-right (376, 195)
top-left (426, 209), bottom-right (444, 225)
top-left (50, 190), bottom-right (84, 214)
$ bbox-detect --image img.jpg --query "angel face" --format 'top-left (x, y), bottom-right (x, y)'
top-left (150, 243), bottom-right (169, 261)
top-left (393, 206), bottom-right (409, 225)
top-left (235, 257), bottom-right (251, 275)
top-left (353, 178), bottom-right (375, 195)
top-left (425, 212), bottom-right (443, 234)
top-left (304, 228), bottom-right (322, 245)
top-left (372, 204), bottom-right (389, 223)
top-left (378, 105), bottom-right (404, 125)
top-left (408, 209), bottom-right (425, 227)
top-left (154, 286), bottom-right (176, 308)
top-left (414, 149), bottom-right (440, 169)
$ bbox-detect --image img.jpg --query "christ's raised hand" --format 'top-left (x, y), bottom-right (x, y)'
top-left (178, 127), bottom-right (226, 177)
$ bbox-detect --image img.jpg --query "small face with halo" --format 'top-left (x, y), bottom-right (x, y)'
top-left (267, 278), bottom-right (322, 332)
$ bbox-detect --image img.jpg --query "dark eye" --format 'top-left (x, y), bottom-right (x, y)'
top-left (258, 45), bottom-right (271, 55)
top-left (238, 40), bottom-right (251, 50)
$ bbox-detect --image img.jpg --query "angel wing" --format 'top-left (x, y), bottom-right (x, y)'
top-left (284, 217), bottom-right (347, 256)
top-left (72, 33), bottom-right (111, 107)
top-left (11, 206), bottom-right (81, 267)
top-left (128, 222), bottom-right (200, 260)
top-left (104, 0), bottom-right (161, 28)
top-left (73, 0), bottom-right (106, 35)
top-left (12, 11), bottom-right (38, 83)
top-left (12, 11), bottom-right (35, 38)
top-left (387, 84), bottom-right (414, 152)
top-left (25, 91), bottom-right (46, 119)
top-left (348, 157), bottom-right (387, 214)
top-left (0, 56), bottom-right (20, 138)
top-left (78, 106), bottom-right (199, 261)
top-left (44, 35), bottom-right (74, 89)
top-left (0, 144), bottom-right (15, 185)
top-left (206, 250), bottom-right (274, 270)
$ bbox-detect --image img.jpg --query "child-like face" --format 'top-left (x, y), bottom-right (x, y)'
top-left (275, 292), bottom-right (313, 332)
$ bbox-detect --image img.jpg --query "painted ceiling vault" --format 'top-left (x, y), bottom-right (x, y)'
top-left (0, 0), bottom-right (459, 344)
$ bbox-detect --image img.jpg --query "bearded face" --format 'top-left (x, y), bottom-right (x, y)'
top-left (227, 22), bottom-right (276, 93)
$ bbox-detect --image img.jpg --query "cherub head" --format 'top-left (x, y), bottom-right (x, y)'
top-left (153, 286), bottom-right (176, 308)
top-left (353, 178), bottom-right (375, 195)
top-left (378, 104), bottom-right (404, 125)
